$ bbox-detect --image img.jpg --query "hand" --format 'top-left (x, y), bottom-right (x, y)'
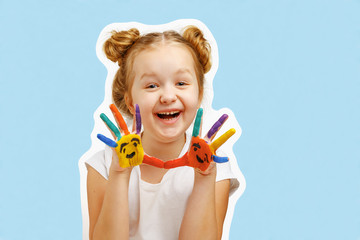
top-left (187, 108), bottom-right (235, 172)
top-left (164, 108), bottom-right (236, 172)
top-left (97, 104), bottom-right (144, 170)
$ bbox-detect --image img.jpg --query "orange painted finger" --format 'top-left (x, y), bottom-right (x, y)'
top-left (110, 104), bottom-right (130, 135)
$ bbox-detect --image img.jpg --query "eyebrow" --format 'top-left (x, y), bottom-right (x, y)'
top-left (175, 68), bottom-right (193, 76)
top-left (131, 138), bottom-right (140, 143)
top-left (120, 142), bottom-right (129, 152)
top-left (139, 73), bottom-right (157, 81)
top-left (139, 68), bottom-right (193, 81)
top-left (192, 143), bottom-right (201, 148)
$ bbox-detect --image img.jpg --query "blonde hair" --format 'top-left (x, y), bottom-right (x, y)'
top-left (103, 26), bottom-right (212, 117)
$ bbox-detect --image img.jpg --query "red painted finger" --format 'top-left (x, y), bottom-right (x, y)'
top-left (143, 155), bottom-right (165, 168)
top-left (164, 154), bottom-right (188, 169)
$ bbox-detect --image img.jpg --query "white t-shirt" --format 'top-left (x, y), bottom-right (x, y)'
top-left (86, 133), bottom-right (239, 240)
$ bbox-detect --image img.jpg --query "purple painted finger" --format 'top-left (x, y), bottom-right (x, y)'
top-left (135, 104), bottom-right (141, 134)
top-left (206, 114), bottom-right (228, 139)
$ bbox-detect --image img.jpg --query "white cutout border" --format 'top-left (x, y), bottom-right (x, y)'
top-left (79, 19), bottom-right (246, 240)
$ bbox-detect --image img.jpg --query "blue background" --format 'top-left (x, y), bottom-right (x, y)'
top-left (0, 0), bottom-right (359, 239)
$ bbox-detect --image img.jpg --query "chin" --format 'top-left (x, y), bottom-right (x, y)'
top-left (157, 129), bottom-right (186, 143)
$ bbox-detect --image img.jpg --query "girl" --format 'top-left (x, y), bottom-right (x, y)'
top-left (84, 21), bottom-right (242, 240)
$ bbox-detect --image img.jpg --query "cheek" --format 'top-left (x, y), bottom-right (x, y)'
top-left (132, 90), bottom-right (155, 109)
top-left (191, 84), bottom-right (201, 106)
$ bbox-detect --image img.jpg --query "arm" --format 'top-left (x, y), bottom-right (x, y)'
top-left (87, 104), bottom-right (143, 239)
top-left (179, 166), bottom-right (230, 240)
top-left (215, 179), bottom-right (230, 239)
top-left (87, 162), bottom-right (132, 240)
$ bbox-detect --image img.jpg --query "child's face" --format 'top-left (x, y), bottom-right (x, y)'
top-left (128, 44), bottom-right (200, 143)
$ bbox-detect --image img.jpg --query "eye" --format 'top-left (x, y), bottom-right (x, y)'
top-left (176, 81), bottom-right (187, 86)
top-left (133, 142), bottom-right (137, 147)
top-left (146, 83), bottom-right (158, 89)
top-left (193, 147), bottom-right (197, 151)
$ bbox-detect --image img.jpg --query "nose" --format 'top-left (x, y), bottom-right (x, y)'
top-left (160, 86), bottom-right (177, 104)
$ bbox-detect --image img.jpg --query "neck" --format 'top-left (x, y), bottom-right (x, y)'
top-left (141, 132), bottom-right (186, 161)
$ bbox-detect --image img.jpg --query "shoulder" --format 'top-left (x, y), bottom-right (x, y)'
top-left (85, 147), bottom-right (113, 180)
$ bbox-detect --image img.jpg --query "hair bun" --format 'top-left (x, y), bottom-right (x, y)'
top-left (103, 28), bottom-right (140, 66)
top-left (182, 26), bottom-right (212, 73)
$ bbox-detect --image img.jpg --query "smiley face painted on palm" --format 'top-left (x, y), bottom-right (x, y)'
top-left (188, 136), bottom-right (213, 171)
top-left (115, 134), bottom-right (144, 168)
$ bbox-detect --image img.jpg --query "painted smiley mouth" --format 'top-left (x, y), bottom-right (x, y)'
top-left (196, 154), bottom-right (209, 163)
top-left (126, 152), bottom-right (135, 158)
top-left (156, 111), bottom-right (180, 120)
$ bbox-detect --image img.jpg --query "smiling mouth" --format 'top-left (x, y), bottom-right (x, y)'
top-left (126, 152), bottom-right (135, 158)
top-left (156, 111), bottom-right (180, 120)
top-left (196, 154), bottom-right (209, 163)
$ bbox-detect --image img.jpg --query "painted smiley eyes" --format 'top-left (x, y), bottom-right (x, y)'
top-left (192, 143), bottom-right (201, 152)
top-left (119, 137), bottom-right (141, 155)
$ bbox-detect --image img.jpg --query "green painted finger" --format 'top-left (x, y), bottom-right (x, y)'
top-left (100, 113), bottom-right (121, 140)
top-left (192, 108), bottom-right (203, 137)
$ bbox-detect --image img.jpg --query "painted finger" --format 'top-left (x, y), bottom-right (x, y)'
top-left (164, 154), bottom-right (188, 169)
top-left (143, 155), bottom-right (164, 168)
top-left (212, 155), bottom-right (229, 163)
top-left (192, 108), bottom-right (203, 137)
top-left (204, 114), bottom-right (228, 142)
top-left (100, 113), bottom-right (121, 140)
top-left (97, 134), bottom-right (118, 148)
top-left (135, 104), bottom-right (142, 134)
top-left (110, 104), bottom-right (130, 135)
top-left (210, 128), bottom-right (236, 152)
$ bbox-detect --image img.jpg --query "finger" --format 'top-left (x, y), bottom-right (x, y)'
top-left (97, 134), bottom-right (118, 148)
top-left (135, 104), bottom-right (142, 134)
top-left (210, 128), bottom-right (236, 152)
top-left (100, 113), bottom-right (121, 140)
top-left (110, 104), bottom-right (130, 135)
top-left (143, 155), bottom-right (164, 168)
top-left (164, 154), bottom-right (188, 169)
top-left (204, 114), bottom-right (228, 142)
top-left (212, 155), bottom-right (229, 163)
top-left (192, 108), bottom-right (203, 137)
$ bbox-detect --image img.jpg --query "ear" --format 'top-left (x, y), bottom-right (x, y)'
top-left (125, 93), bottom-right (135, 115)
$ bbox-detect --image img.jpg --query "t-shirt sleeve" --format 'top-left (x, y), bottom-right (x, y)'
top-left (215, 150), bottom-right (240, 197)
top-left (85, 146), bottom-right (112, 180)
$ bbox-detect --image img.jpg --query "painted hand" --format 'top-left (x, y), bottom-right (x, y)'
top-left (97, 104), bottom-right (144, 168)
top-left (97, 104), bottom-right (165, 168)
top-left (164, 108), bottom-right (236, 171)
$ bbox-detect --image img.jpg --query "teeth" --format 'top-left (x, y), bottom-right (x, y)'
top-left (158, 111), bottom-right (179, 115)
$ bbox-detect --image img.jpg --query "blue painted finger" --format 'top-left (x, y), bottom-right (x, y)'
top-left (212, 155), bottom-right (229, 163)
top-left (97, 134), bottom-right (118, 148)
top-left (100, 113), bottom-right (121, 140)
top-left (192, 108), bottom-right (203, 137)
top-left (135, 104), bottom-right (141, 134)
